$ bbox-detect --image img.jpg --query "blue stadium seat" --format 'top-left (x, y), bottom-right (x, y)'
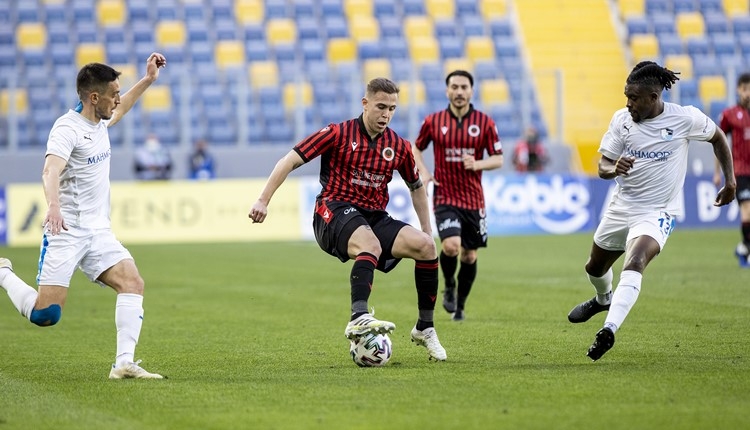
top-left (359, 41), bottom-right (382, 60)
top-left (475, 60), bottom-right (500, 81)
top-left (651, 13), bottom-right (676, 35)
top-left (246, 42), bottom-right (270, 62)
top-left (645, 0), bottom-right (670, 15)
top-left (128, 0), bottom-right (151, 22)
top-left (243, 23), bottom-right (265, 41)
top-left (16, 2), bottom-right (40, 22)
top-left (739, 34), bottom-right (750, 57)
top-left (685, 37), bottom-right (710, 57)
top-left (0, 45), bottom-right (15, 67)
top-left (691, 57), bottom-right (723, 78)
top-left (194, 62), bottom-right (220, 86)
top-left (320, 0), bottom-right (344, 17)
top-left (76, 26), bottom-right (98, 44)
top-left (44, 2), bottom-right (67, 24)
top-left (301, 39), bottom-right (325, 62)
top-left (711, 33), bottom-right (736, 58)
top-left (420, 62), bottom-right (443, 81)
top-left (489, 19), bottom-right (513, 38)
top-left (215, 19), bottom-right (238, 41)
top-left (187, 21), bottom-right (211, 43)
top-left (704, 12), bottom-right (729, 34)
top-left (293, 0), bottom-right (316, 18)
top-left (191, 41), bottom-right (213, 65)
top-left (104, 27), bottom-right (126, 45)
top-left (495, 37), bottom-right (520, 59)
top-left (267, 0), bottom-right (288, 19)
top-left (72, 0), bottom-right (95, 23)
top-left (499, 57), bottom-right (524, 81)
top-left (439, 37), bottom-right (463, 59)
top-left (274, 43), bottom-right (297, 63)
top-left (733, 16), bottom-right (750, 37)
top-left (133, 22), bottom-right (155, 44)
top-left (156, 0), bottom-right (179, 21)
top-left (435, 20), bottom-right (458, 38)
top-left (626, 16), bottom-right (651, 36)
top-left (658, 33), bottom-right (683, 56)
top-left (402, 0), bottom-right (426, 15)
top-left (380, 19), bottom-right (403, 39)
top-left (211, 0), bottom-right (233, 21)
top-left (297, 17), bottom-right (321, 40)
top-left (46, 22), bottom-right (70, 45)
top-left (106, 42), bottom-right (131, 64)
top-left (313, 85), bottom-right (338, 104)
top-left (698, 0), bottom-right (722, 14)
top-left (374, 0), bottom-right (398, 18)
top-left (461, 15), bottom-right (486, 37)
top-left (184, 2), bottom-right (206, 22)
top-left (456, 0), bottom-right (479, 15)
top-left (390, 59), bottom-right (413, 81)
top-left (383, 38), bottom-right (409, 60)
top-left (709, 100), bottom-right (728, 122)
top-left (673, 0), bottom-right (697, 13)
top-left (324, 16), bottom-right (348, 39)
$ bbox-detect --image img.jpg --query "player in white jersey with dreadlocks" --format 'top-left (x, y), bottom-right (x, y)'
top-left (0, 53), bottom-right (167, 379)
top-left (566, 61), bottom-right (736, 361)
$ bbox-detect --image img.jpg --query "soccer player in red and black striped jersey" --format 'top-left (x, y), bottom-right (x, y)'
top-left (249, 78), bottom-right (447, 361)
top-left (716, 72), bottom-right (750, 268)
top-left (413, 70), bottom-right (504, 321)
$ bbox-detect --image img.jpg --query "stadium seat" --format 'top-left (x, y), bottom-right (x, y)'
top-left (711, 33), bottom-right (737, 58)
top-left (383, 38), bottom-right (409, 61)
top-left (350, 15), bottom-right (379, 42)
top-left (320, 0), bottom-right (345, 16)
top-left (626, 16), bottom-right (651, 36)
top-left (489, 18), bottom-right (513, 37)
top-left (357, 40), bottom-right (380, 60)
top-left (297, 17), bottom-right (321, 41)
top-left (674, 0), bottom-right (697, 13)
top-left (618, 0), bottom-right (645, 18)
top-left (266, 19), bottom-right (297, 46)
top-left (324, 16), bottom-right (349, 39)
top-left (703, 12), bottom-right (729, 34)
top-left (293, 0), bottom-right (316, 18)
top-left (16, 23), bottom-right (46, 51)
top-left (301, 39), bottom-right (325, 62)
top-left (344, 0), bottom-right (374, 19)
top-left (184, 1), bottom-right (206, 22)
top-left (235, 0), bottom-right (264, 25)
top-left (283, 82), bottom-right (313, 111)
top-left (676, 12), bottom-right (705, 39)
top-left (249, 61), bottom-right (280, 88)
top-left (723, 0), bottom-right (749, 16)
top-left (480, 78), bottom-right (509, 106)
top-left (106, 42), bottom-right (130, 65)
top-left (16, 2), bottom-right (40, 22)
top-left (698, 76), bottom-right (727, 109)
top-left (658, 33), bottom-right (684, 56)
top-left (211, 0), bottom-right (233, 21)
top-left (479, 0), bottom-right (507, 20)
top-left (0, 88), bottom-right (28, 115)
top-left (630, 33), bottom-right (659, 62)
top-left (274, 43), bottom-right (296, 63)
top-left (327, 38), bottom-right (357, 64)
top-left (397, 80), bottom-right (426, 106)
top-left (408, 37), bottom-right (440, 64)
top-left (363, 58), bottom-right (392, 83)
top-left (75, 43), bottom-right (105, 68)
top-left (494, 37), bottom-right (519, 59)
top-left (651, 14), bottom-right (676, 35)
top-left (645, 0), bottom-right (669, 15)
top-left (445, 55), bottom-right (472, 75)
top-left (215, 40), bottom-right (245, 70)
top-left (691, 56), bottom-right (724, 78)
top-left (420, 62), bottom-right (443, 81)
top-left (402, 0), bottom-right (426, 15)
top-left (474, 60), bottom-right (499, 81)
top-left (156, 21), bottom-right (186, 47)
top-left (664, 54), bottom-right (693, 80)
top-left (455, 0), bottom-right (478, 15)
top-left (466, 36), bottom-right (495, 63)
top-left (733, 15), bottom-right (750, 37)
top-left (265, 0), bottom-right (287, 19)
top-left (685, 36), bottom-right (710, 56)
top-left (461, 15), bottom-right (486, 37)
top-left (97, 0), bottom-right (126, 27)
top-left (142, 86), bottom-right (172, 111)
top-left (426, 0), bottom-right (455, 20)
top-left (439, 36), bottom-right (463, 59)
top-left (215, 18), bottom-right (238, 41)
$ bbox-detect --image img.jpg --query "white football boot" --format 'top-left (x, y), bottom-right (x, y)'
top-left (109, 360), bottom-right (165, 379)
top-left (411, 326), bottom-right (447, 361)
top-left (344, 312), bottom-right (396, 339)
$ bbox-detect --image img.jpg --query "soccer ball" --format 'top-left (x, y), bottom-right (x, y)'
top-left (350, 333), bottom-right (392, 367)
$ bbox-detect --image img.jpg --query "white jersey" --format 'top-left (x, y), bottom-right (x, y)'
top-left (599, 102), bottom-right (715, 216)
top-left (45, 110), bottom-right (113, 229)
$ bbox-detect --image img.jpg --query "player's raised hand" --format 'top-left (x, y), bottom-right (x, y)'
top-left (145, 53), bottom-right (167, 80)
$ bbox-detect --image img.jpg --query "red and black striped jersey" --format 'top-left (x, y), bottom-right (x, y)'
top-left (414, 104), bottom-right (502, 209)
top-left (719, 105), bottom-right (750, 176)
top-left (294, 115), bottom-right (421, 210)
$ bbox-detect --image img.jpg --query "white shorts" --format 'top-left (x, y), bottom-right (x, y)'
top-left (36, 226), bottom-right (133, 287)
top-left (593, 208), bottom-right (676, 252)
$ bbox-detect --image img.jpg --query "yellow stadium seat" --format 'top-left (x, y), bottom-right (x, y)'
top-left (249, 61), bottom-right (280, 88)
top-left (723, 0), bottom-right (749, 16)
top-left (266, 19), bottom-right (297, 46)
top-left (404, 16), bottom-right (434, 41)
top-left (466, 37), bottom-right (495, 63)
top-left (16, 23), bottom-right (46, 50)
top-left (444, 58), bottom-right (474, 77)
top-left (0, 89), bottom-right (29, 115)
top-left (215, 40), bottom-right (245, 69)
top-left (479, 0), bottom-right (507, 20)
top-left (363, 59), bottom-right (392, 83)
top-left (408, 37), bottom-right (439, 65)
top-left (664, 54), bottom-right (693, 80)
top-left (235, 0), bottom-right (264, 25)
top-left (328, 38), bottom-right (358, 64)
top-left (426, 0), bottom-right (455, 20)
top-left (97, 0), bottom-right (126, 27)
top-left (156, 21), bottom-right (186, 47)
top-left (76, 43), bottom-right (106, 67)
top-left (676, 12), bottom-right (705, 39)
top-left (142, 86), bottom-right (172, 111)
top-left (630, 33), bottom-right (659, 62)
top-left (283, 82), bottom-right (313, 110)
top-left (699, 75), bottom-right (727, 107)
top-left (350, 15), bottom-right (379, 42)
top-left (344, 0), bottom-right (374, 20)
top-left (397, 80), bottom-right (426, 107)
top-left (480, 79), bottom-right (510, 106)
top-left (618, 0), bottom-right (644, 18)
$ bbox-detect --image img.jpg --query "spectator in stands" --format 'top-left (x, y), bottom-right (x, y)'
top-left (412, 70), bottom-right (503, 322)
top-left (715, 72), bottom-right (750, 268)
top-left (567, 61), bottom-right (735, 362)
top-left (512, 126), bottom-right (548, 173)
top-left (188, 139), bottom-right (216, 180)
top-left (134, 134), bottom-right (172, 180)
top-left (249, 78), bottom-right (447, 362)
top-left (0, 53), bottom-right (168, 379)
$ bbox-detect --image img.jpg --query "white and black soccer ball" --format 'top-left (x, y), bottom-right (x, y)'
top-left (350, 333), bottom-right (392, 367)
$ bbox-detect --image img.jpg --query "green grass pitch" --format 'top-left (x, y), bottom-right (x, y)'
top-left (1, 228), bottom-right (748, 429)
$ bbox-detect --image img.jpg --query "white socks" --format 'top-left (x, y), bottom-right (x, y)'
top-left (587, 268), bottom-right (613, 305)
top-left (0, 269), bottom-right (37, 319)
top-left (115, 293), bottom-right (144, 367)
top-left (604, 270), bottom-right (643, 333)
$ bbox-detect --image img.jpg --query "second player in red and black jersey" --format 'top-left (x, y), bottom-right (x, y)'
top-left (413, 70), bottom-right (504, 321)
top-left (717, 72), bottom-right (750, 267)
top-left (249, 78), bottom-right (448, 361)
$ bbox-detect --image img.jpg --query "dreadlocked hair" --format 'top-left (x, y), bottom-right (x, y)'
top-left (626, 61), bottom-right (680, 91)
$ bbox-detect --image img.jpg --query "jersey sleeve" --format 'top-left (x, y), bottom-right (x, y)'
top-left (685, 106), bottom-right (716, 141)
top-left (485, 118), bottom-right (503, 155)
top-left (599, 110), bottom-right (627, 160)
top-left (45, 123), bottom-right (77, 161)
top-left (398, 139), bottom-right (422, 188)
top-left (293, 123), bottom-right (339, 162)
top-left (413, 116), bottom-right (433, 151)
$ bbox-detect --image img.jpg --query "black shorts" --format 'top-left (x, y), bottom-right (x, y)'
top-left (736, 175), bottom-right (750, 203)
top-left (434, 205), bottom-right (488, 250)
top-left (312, 200), bottom-right (407, 273)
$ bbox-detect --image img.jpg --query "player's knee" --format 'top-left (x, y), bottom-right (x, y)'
top-left (29, 304), bottom-right (62, 327)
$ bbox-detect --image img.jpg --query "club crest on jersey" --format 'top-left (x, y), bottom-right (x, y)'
top-left (441, 126), bottom-right (448, 135)
top-left (468, 124), bottom-right (480, 137)
top-left (382, 147), bottom-right (395, 161)
top-left (319, 126), bottom-right (330, 133)
top-left (351, 141), bottom-right (358, 150)
top-left (660, 128), bottom-right (674, 141)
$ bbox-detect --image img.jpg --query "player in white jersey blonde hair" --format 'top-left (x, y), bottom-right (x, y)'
top-left (0, 53), bottom-right (167, 379)
top-left (566, 61), bottom-right (737, 361)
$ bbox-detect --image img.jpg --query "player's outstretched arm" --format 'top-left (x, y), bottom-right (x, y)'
top-left (109, 53), bottom-right (167, 127)
top-left (249, 150), bottom-right (305, 223)
top-left (709, 127), bottom-right (736, 206)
